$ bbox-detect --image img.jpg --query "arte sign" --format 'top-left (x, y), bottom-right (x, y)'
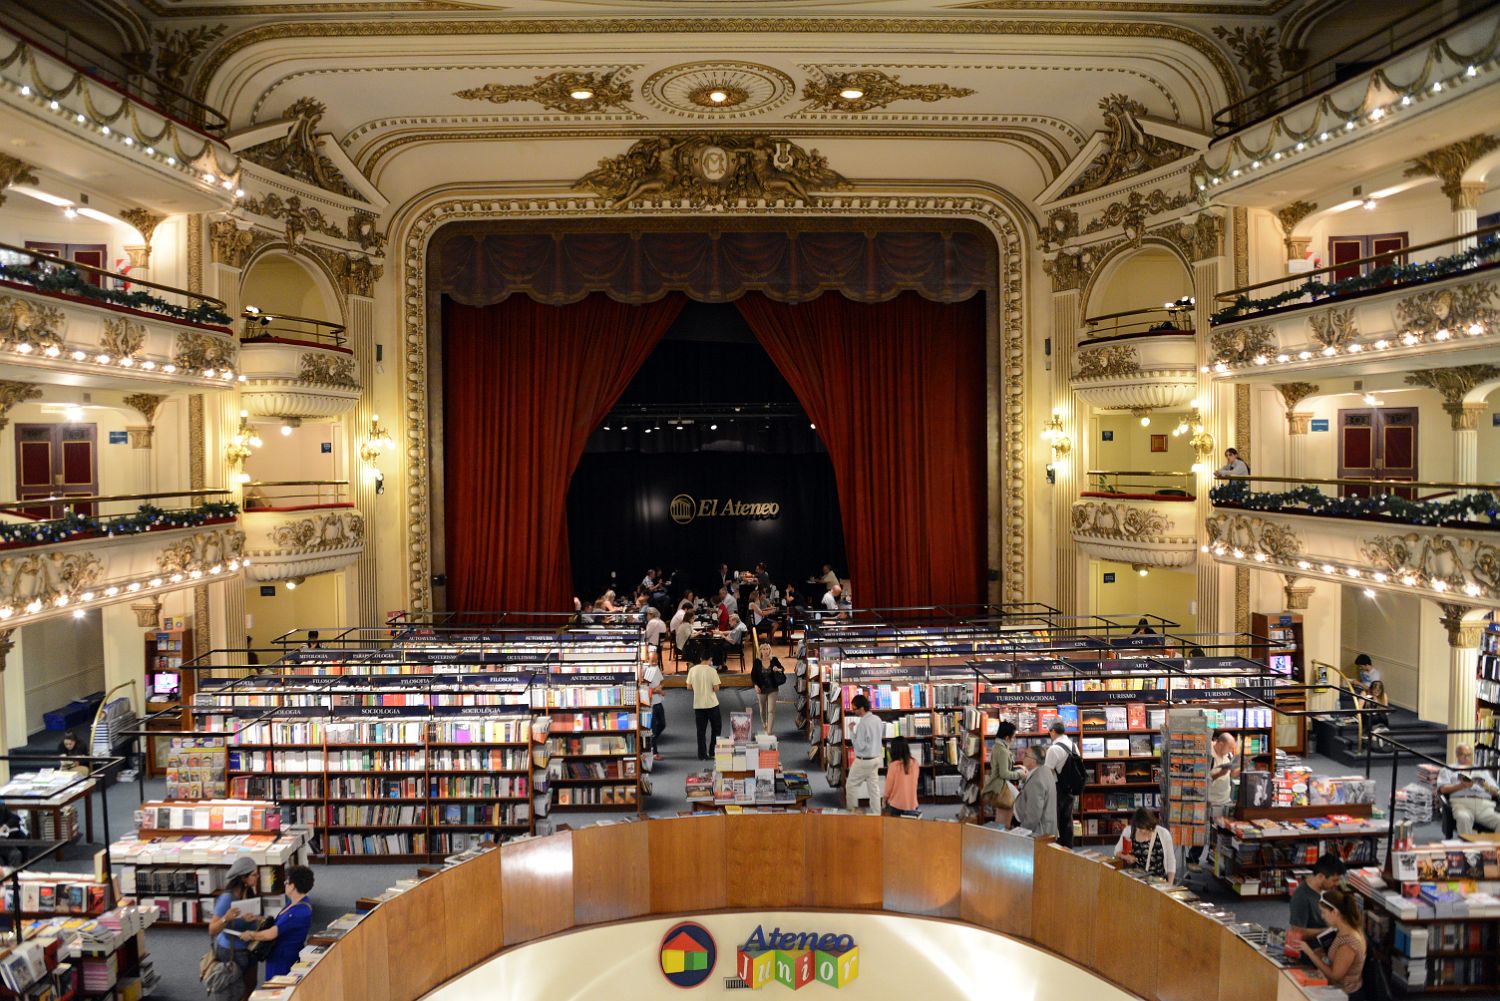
top-left (659, 921), bottom-right (717, 988)
top-left (669, 493), bottom-right (781, 525)
top-left (736, 925), bottom-right (859, 990)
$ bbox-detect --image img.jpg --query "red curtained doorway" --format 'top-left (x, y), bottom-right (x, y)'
top-left (441, 290), bottom-right (988, 613)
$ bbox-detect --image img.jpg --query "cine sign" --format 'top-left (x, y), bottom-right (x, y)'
top-left (670, 493), bottom-right (780, 525)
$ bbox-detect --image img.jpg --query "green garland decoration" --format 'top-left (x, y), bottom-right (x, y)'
top-left (0, 260), bottom-right (233, 327)
top-left (1211, 236), bottom-right (1500, 326)
top-left (0, 501), bottom-right (240, 547)
top-left (1210, 480), bottom-right (1497, 527)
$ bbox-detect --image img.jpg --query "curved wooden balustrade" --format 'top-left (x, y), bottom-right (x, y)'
top-left (287, 816), bottom-right (1293, 1001)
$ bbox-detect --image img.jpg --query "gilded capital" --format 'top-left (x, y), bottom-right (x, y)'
top-left (0, 155), bottom-right (39, 209)
top-left (120, 208), bottom-right (164, 246)
top-left (1281, 575), bottom-right (1313, 611)
top-left (1452, 402), bottom-right (1488, 432)
top-left (1405, 133), bottom-right (1500, 211)
top-left (1439, 602), bottom-right (1485, 648)
top-left (1288, 412), bottom-right (1313, 435)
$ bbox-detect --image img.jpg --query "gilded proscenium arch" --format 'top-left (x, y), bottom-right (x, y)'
top-left (187, 17), bottom-right (1244, 110)
top-left (388, 189), bottom-right (1029, 615)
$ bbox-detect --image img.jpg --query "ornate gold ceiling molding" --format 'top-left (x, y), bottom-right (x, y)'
top-left (0, 154), bottom-right (39, 209)
top-left (242, 98), bottom-right (367, 201)
top-left (574, 134), bottom-right (847, 209)
top-left (1404, 133), bottom-right (1500, 211)
top-left (949, 0), bottom-right (1293, 11)
top-left (1062, 94), bottom-right (1195, 198)
top-left (801, 68), bottom-right (974, 113)
top-left (640, 61), bottom-right (797, 120)
top-left (454, 69), bottom-right (633, 114)
top-left (394, 194), bottom-right (1028, 614)
top-left (137, 0), bottom-right (495, 13)
top-left (191, 18), bottom-right (1241, 107)
top-left (1211, 25), bottom-right (1281, 92)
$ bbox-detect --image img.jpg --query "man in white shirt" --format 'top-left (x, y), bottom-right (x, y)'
top-left (846, 694), bottom-right (884, 815)
top-left (1439, 744), bottom-right (1500, 834)
top-left (643, 607), bottom-right (667, 654)
top-left (1043, 719), bottom-right (1076, 847)
top-left (818, 564), bottom-right (840, 591)
top-left (724, 614), bottom-right (748, 647)
top-left (1215, 447), bottom-right (1250, 477)
top-left (686, 652), bottom-right (723, 761)
top-left (642, 659), bottom-right (665, 761)
top-left (821, 584), bottom-right (842, 617)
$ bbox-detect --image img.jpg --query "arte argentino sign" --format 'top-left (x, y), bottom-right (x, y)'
top-left (669, 493), bottom-right (781, 525)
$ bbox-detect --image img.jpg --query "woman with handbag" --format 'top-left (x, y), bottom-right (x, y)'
top-left (980, 721), bottom-right (1023, 826)
top-left (203, 857), bottom-right (259, 1000)
top-left (1113, 808), bottom-right (1177, 882)
top-left (242, 865), bottom-right (316, 981)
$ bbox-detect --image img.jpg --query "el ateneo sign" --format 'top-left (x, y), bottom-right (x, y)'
top-left (670, 493), bottom-right (781, 525)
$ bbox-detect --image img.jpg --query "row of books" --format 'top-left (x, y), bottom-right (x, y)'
top-left (0, 876), bottom-right (109, 916)
top-left (140, 801), bottom-right (281, 832)
top-left (212, 718), bottom-right (532, 744)
top-left (110, 829), bottom-right (309, 867)
top-left (547, 711), bottom-right (636, 732)
top-left (553, 785), bottom-right (638, 806)
top-left (427, 776), bottom-right (529, 798)
top-left (1080, 734), bottom-right (1161, 759)
top-left (837, 683), bottom-right (971, 710)
top-left (120, 863), bottom-right (282, 897)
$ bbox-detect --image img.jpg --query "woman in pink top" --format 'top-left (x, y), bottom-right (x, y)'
top-left (883, 736), bottom-right (920, 817)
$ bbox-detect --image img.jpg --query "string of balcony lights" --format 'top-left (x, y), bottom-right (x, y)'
top-left (4, 75), bottom-right (241, 196)
top-left (1195, 57), bottom-right (1491, 192)
top-left (1202, 541), bottom-right (1485, 600)
top-left (0, 557), bottom-right (251, 623)
top-left (3, 338), bottom-right (244, 382)
top-left (1202, 318), bottom-right (1490, 375)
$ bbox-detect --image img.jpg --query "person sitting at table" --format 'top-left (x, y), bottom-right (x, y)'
top-left (725, 614), bottom-right (749, 649)
top-left (1131, 617), bottom-right (1156, 636)
top-left (643, 607), bottom-right (667, 660)
top-left (577, 600), bottom-right (598, 625)
top-left (1439, 744), bottom-right (1500, 835)
top-left (598, 590), bottom-right (619, 614)
top-left (1113, 807), bottom-right (1176, 882)
top-left (781, 584), bottom-right (804, 645)
top-left (714, 588), bottom-right (732, 630)
top-left (748, 590), bottom-right (775, 638)
top-left (670, 599), bottom-right (692, 632)
top-left (821, 584), bottom-right (843, 618)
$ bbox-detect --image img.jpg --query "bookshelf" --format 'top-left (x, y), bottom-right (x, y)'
top-left (1208, 805), bottom-right (1384, 899)
top-left (145, 626), bottom-right (196, 777)
top-left (1478, 624), bottom-right (1500, 774)
top-left (825, 668), bottom-right (970, 801)
top-left (1252, 611), bottom-right (1306, 753)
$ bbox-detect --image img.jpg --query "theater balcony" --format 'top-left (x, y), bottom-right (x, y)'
top-left (1199, 3), bottom-right (1500, 205)
top-left (238, 313), bottom-right (360, 420)
top-left (1069, 305), bottom-right (1197, 410)
top-left (0, 489), bottom-right (243, 626)
top-left (1071, 471), bottom-right (1198, 568)
top-left (0, 244), bottom-right (239, 390)
top-left (1205, 228), bottom-right (1500, 382)
top-left (0, 11), bottom-right (238, 212)
top-left (1205, 474), bottom-right (1500, 610)
top-left (240, 481), bottom-right (364, 582)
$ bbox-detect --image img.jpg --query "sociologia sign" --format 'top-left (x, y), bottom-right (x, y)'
top-left (735, 925), bottom-right (859, 990)
top-left (659, 921), bottom-right (717, 988)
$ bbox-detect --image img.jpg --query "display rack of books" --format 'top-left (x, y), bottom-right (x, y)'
top-left (0, 871), bottom-right (112, 921)
top-left (541, 669), bottom-right (642, 812)
top-left (0, 770), bottom-right (89, 843)
top-left (161, 738), bottom-right (226, 800)
top-left (4, 904), bottom-right (158, 1000)
top-left (1209, 806), bottom-right (1386, 899)
top-left (825, 666), bottom-right (971, 800)
top-left (685, 714), bottom-right (811, 812)
top-left (1251, 611), bottom-right (1306, 751)
top-left (1349, 842), bottom-right (1500, 994)
top-left (1162, 708), bottom-right (1210, 850)
top-left (110, 800), bottom-right (308, 926)
top-left (144, 624), bottom-right (195, 777)
top-left (1478, 623), bottom-right (1500, 773)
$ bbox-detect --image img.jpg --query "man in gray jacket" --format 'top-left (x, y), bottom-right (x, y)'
top-left (1013, 746), bottom-right (1059, 837)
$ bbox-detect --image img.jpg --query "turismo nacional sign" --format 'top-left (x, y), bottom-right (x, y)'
top-left (735, 924), bottom-right (859, 990)
top-left (669, 493), bottom-right (781, 525)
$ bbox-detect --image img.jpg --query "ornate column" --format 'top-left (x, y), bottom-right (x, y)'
top-left (0, 629), bottom-right (14, 781)
top-left (1440, 603), bottom-right (1486, 756)
top-left (344, 267), bottom-right (382, 627)
top-left (1188, 212), bottom-right (1229, 632)
top-left (1404, 365), bottom-right (1498, 484)
top-left (1275, 201), bottom-right (1318, 266)
top-left (1405, 133), bottom-right (1500, 251)
top-left (1281, 574), bottom-right (1313, 612)
top-left (1047, 273), bottom-right (1083, 617)
top-left (124, 393), bottom-right (164, 493)
top-left (1276, 382), bottom-right (1319, 481)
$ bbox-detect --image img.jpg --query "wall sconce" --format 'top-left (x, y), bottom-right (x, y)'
top-left (1131, 563), bottom-right (1150, 577)
top-left (1133, 408), bottom-right (1151, 428)
top-left (1178, 403), bottom-right (1214, 473)
top-left (1041, 410), bottom-right (1072, 471)
top-left (359, 413), bottom-right (395, 492)
top-left (225, 409), bottom-right (263, 484)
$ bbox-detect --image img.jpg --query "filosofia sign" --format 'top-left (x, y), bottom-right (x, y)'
top-left (669, 493), bottom-right (781, 525)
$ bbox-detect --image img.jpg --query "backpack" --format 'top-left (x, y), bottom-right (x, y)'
top-left (1055, 742), bottom-right (1088, 797)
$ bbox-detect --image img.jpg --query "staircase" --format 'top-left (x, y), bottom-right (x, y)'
top-left (1317, 708), bottom-right (1450, 768)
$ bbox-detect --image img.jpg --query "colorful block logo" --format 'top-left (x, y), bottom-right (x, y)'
top-left (660, 921), bottom-right (717, 988)
top-left (736, 927), bottom-right (859, 989)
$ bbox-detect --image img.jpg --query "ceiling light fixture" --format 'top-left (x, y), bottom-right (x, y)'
top-left (839, 87), bottom-right (865, 100)
top-left (569, 88), bottom-right (594, 101)
top-left (708, 90), bottom-right (729, 104)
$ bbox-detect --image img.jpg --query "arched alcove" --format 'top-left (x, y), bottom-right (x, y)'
top-left (1084, 244), bottom-right (1193, 320)
top-left (240, 251), bottom-right (342, 325)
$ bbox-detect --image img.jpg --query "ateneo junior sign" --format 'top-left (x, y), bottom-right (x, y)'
top-left (736, 924), bottom-right (859, 990)
top-left (669, 493), bottom-right (781, 525)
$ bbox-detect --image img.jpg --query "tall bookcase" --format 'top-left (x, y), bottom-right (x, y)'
top-left (1478, 623), bottom-right (1500, 773)
top-left (1252, 611), bottom-right (1306, 753)
top-left (826, 668), bottom-right (969, 801)
top-left (144, 627), bottom-right (195, 776)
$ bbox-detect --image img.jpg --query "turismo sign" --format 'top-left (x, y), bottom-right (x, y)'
top-left (669, 493), bottom-right (781, 525)
top-left (736, 924), bottom-right (859, 989)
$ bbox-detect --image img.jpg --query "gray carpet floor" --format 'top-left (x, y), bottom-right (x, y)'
top-left (13, 692), bottom-right (1477, 1000)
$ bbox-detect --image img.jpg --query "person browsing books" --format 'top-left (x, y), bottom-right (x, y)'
top-left (1189, 731), bottom-right (1239, 867)
top-left (643, 658), bottom-right (666, 762)
top-left (1297, 889), bottom-right (1367, 998)
top-left (980, 720), bottom-right (1024, 826)
top-left (242, 864), bottom-right (315, 981)
top-left (1289, 854), bottom-right (1346, 939)
top-left (1043, 719), bottom-right (1078, 848)
top-left (1113, 807), bottom-right (1176, 882)
top-left (1439, 744), bottom-right (1500, 834)
top-left (883, 736), bottom-right (920, 817)
top-left (686, 651), bottom-right (723, 761)
top-left (846, 694), bottom-right (884, 815)
top-left (1012, 746), bottom-right (1058, 837)
top-left (206, 856), bottom-right (260, 1001)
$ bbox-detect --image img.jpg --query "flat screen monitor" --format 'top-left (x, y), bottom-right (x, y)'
top-left (150, 671), bottom-right (181, 698)
top-left (1268, 653), bottom-right (1293, 676)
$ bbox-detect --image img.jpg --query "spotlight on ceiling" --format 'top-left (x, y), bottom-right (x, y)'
top-left (709, 90), bottom-right (729, 104)
top-left (569, 88), bottom-right (594, 101)
top-left (285, 576), bottom-right (306, 590)
top-left (1131, 563), bottom-right (1150, 577)
top-left (839, 87), bottom-right (864, 100)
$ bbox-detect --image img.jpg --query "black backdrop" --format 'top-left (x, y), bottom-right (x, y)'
top-left (566, 450), bottom-right (846, 600)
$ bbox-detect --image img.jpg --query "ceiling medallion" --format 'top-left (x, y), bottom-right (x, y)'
top-left (574, 134), bottom-right (846, 209)
top-left (454, 69), bottom-right (632, 115)
top-left (641, 62), bottom-right (796, 119)
top-left (802, 69), bottom-right (975, 113)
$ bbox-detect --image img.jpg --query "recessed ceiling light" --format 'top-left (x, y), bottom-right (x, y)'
top-left (569, 88), bottom-right (594, 101)
top-left (708, 90), bottom-right (729, 104)
top-left (839, 88), bottom-right (865, 100)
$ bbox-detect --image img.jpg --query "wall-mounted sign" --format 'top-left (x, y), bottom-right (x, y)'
top-left (1310, 419), bottom-right (1330, 432)
top-left (659, 921), bottom-right (717, 988)
top-left (321, 441), bottom-right (333, 454)
top-left (1102, 572), bottom-right (1116, 584)
top-left (259, 586), bottom-right (276, 597)
top-left (669, 493), bottom-right (780, 525)
top-left (1101, 430), bottom-right (1114, 442)
top-left (108, 430), bottom-right (129, 444)
top-left (736, 925), bottom-right (859, 989)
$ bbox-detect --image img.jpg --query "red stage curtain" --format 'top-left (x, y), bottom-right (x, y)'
top-left (442, 293), bottom-right (685, 612)
top-left (735, 292), bottom-right (988, 609)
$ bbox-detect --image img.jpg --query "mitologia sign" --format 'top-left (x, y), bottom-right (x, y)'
top-left (735, 925), bottom-right (859, 990)
top-left (669, 493), bottom-right (781, 525)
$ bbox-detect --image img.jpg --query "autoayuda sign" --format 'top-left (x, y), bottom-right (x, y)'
top-left (735, 925), bottom-right (859, 990)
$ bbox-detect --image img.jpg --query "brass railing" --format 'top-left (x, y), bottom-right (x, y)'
top-left (1084, 470), bottom-right (1196, 497)
top-left (243, 481), bottom-right (350, 509)
top-left (1211, 0), bottom-right (1470, 136)
top-left (1080, 301), bottom-right (1194, 342)
top-left (0, 488), bottom-right (234, 530)
top-left (1211, 225), bottom-right (1500, 325)
top-left (1212, 474), bottom-right (1500, 525)
top-left (241, 310), bottom-right (347, 348)
top-left (0, 242), bottom-right (229, 322)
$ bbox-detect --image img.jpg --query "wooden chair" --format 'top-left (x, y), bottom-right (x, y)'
top-left (728, 634), bottom-right (747, 673)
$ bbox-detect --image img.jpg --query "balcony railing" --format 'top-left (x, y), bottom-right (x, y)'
top-left (0, 3), bottom-right (228, 133)
top-left (1211, 0), bottom-right (1469, 136)
top-left (0, 489), bottom-right (237, 548)
top-left (1210, 226), bottom-right (1500, 328)
top-left (1211, 474), bottom-right (1499, 528)
top-left (1083, 470), bottom-right (1196, 501)
top-left (241, 310), bottom-right (347, 350)
top-left (1080, 301), bottom-right (1194, 342)
top-left (0, 243), bottom-right (232, 328)
top-left (243, 481), bottom-right (350, 511)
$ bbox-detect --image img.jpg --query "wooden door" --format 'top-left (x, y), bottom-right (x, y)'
top-left (24, 242), bottom-right (108, 287)
top-left (14, 423), bottom-right (99, 518)
top-left (1328, 233), bottom-right (1408, 284)
top-left (1337, 408), bottom-right (1417, 498)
